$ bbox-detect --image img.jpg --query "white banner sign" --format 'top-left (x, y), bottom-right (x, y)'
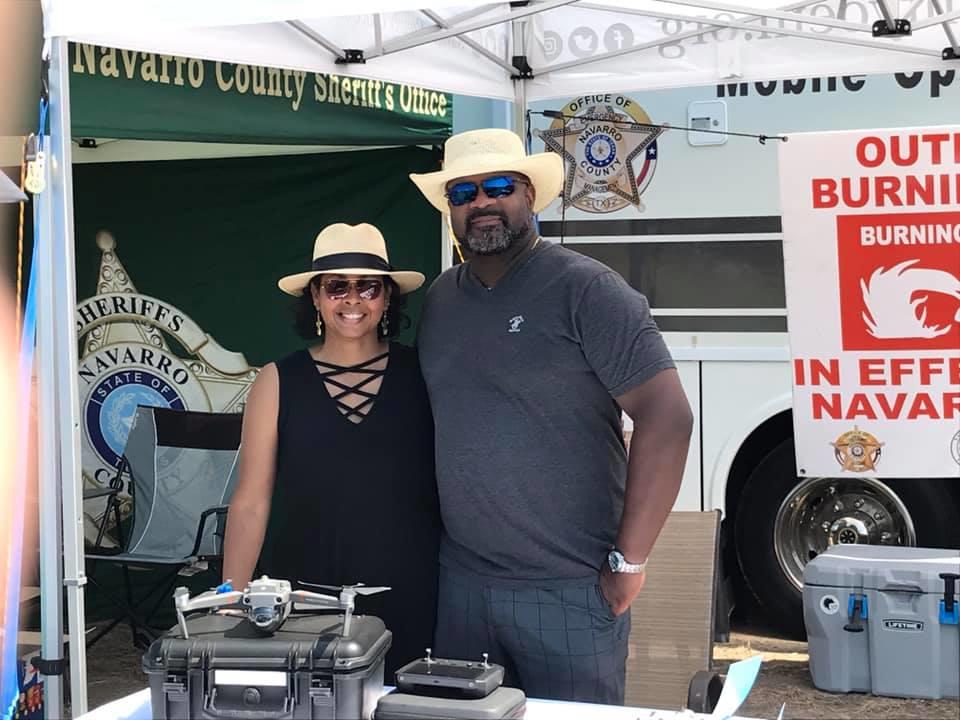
top-left (779, 126), bottom-right (960, 478)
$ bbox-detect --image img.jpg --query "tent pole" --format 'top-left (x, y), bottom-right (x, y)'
top-left (511, 81), bottom-right (527, 138)
top-left (377, 0), bottom-right (577, 57)
top-left (873, 0), bottom-right (898, 32)
top-left (929, 0), bottom-right (960, 54)
top-left (537, 3), bottom-right (940, 78)
top-left (420, 9), bottom-right (519, 74)
top-left (911, 7), bottom-right (960, 30)
top-left (286, 21), bottom-right (346, 61)
top-left (48, 35), bottom-right (89, 716)
top-left (632, 0), bottom-right (871, 33)
top-left (552, 0), bottom-right (842, 76)
top-left (35, 130), bottom-right (65, 720)
top-left (440, 216), bottom-right (453, 272)
top-left (510, 17), bottom-right (528, 137)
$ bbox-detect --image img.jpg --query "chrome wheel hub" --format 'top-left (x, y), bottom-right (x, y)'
top-left (774, 476), bottom-right (916, 591)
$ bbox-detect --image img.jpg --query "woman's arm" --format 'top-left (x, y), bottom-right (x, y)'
top-left (222, 362), bottom-right (280, 587)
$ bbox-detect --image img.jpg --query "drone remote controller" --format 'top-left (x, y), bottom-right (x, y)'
top-left (395, 649), bottom-right (504, 699)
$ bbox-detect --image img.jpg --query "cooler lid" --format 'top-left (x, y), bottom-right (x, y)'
top-left (804, 545), bottom-right (960, 593)
top-left (144, 612), bottom-right (391, 673)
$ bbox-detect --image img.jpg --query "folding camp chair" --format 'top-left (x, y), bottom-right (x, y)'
top-left (85, 405), bottom-right (242, 648)
top-left (624, 510), bottom-right (723, 712)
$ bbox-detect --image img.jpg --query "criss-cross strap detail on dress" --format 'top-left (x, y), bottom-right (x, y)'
top-left (313, 351), bottom-right (389, 423)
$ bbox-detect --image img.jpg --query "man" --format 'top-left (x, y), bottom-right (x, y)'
top-left (411, 128), bottom-right (693, 705)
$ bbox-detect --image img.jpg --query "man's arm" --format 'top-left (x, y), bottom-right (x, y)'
top-left (600, 368), bottom-right (693, 614)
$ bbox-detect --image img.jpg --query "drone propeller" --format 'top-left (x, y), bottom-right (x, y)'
top-left (299, 582), bottom-right (342, 593)
top-left (351, 586), bottom-right (390, 596)
top-left (299, 582), bottom-right (391, 596)
top-left (297, 582), bottom-right (391, 637)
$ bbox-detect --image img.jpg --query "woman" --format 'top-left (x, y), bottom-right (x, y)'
top-left (223, 222), bottom-right (440, 677)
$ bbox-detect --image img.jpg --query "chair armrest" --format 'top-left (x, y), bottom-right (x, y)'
top-left (189, 504), bottom-right (231, 558)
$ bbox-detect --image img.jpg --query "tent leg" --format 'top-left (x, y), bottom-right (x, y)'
top-left (510, 17), bottom-right (528, 137)
top-left (48, 35), bottom-right (89, 716)
top-left (512, 79), bottom-right (527, 139)
top-left (440, 216), bottom-right (453, 272)
top-left (35, 159), bottom-right (65, 720)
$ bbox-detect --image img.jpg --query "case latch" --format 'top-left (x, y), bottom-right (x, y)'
top-left (844, 593), bottom-right (868, 633)
top-left (310, 674), bottom-right (335, 710)
top-left (163, 672), bottom-right (187, 697)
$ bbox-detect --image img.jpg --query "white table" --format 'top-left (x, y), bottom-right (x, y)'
top-left (76, 687), bottom-right (760, 720)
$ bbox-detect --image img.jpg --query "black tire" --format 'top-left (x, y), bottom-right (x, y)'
top-left (734, 438), bottom-right (960, 638)
top-left (687, 670), bottom-right (723, 713)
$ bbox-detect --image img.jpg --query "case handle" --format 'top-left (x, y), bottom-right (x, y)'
top-left (879, 583), bottom-right (923, 594)
top-left (205, 681), bottom-right (294, 718)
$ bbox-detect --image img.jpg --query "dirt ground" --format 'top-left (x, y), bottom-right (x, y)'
top-left (712, 627), bottom-right (959, 719)
top-left (66, 620), bottom-right (959, 720)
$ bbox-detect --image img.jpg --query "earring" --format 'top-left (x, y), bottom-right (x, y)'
top-left (380, 310), bottom-right (389, 336)
top-left (315, 309), bottom-right (324, 337)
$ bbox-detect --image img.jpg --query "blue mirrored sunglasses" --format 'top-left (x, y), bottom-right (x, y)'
top-left (445, 175), bottom-right (528, 207)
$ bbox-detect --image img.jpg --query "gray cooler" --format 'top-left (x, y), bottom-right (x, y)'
top-left (803, 545), bottom-right (960, 699)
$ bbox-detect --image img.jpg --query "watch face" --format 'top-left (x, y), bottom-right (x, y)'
top-left (608, 550), bottom-right (624, 572)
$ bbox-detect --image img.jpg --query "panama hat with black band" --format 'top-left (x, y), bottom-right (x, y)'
top-left (409, 128), bottom-right (563, 214)
top-left (278, 223), bottom-right (424, 296)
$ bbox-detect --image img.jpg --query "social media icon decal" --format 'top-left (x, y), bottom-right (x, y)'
top-left (569, 26), bottom-right (599, 58)
top-left (540, 30), bottom-right (563, 61)
top-left (604, 23), bottom-right (634, 52)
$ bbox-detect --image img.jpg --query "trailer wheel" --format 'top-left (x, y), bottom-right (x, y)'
top-left (734, 438), bottom-right (960, 638)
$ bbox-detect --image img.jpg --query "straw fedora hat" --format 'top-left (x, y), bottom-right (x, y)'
top-left (410, 128), bottom-right (563, 214)
top-left (277, 223), bottom-right (425, 297)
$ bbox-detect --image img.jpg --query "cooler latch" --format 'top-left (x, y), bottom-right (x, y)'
top-left (844, 593), bottom-right (868, 633)
top-left (939, 573), bottom-right (959, 625)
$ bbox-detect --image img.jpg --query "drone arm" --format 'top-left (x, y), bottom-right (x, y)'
top-left (290, 589), bottom-right (342, 609)
top-left (177, 589), bottom-right (244, 614)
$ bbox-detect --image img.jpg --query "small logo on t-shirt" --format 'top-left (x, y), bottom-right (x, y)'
top-left (508, 315), bottom-right (525, 333)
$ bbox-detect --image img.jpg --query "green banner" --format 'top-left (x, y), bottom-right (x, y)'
top-left (72, 145), bottom-right (441, 368)
top-left (69, 42), bottom-right (452, 146)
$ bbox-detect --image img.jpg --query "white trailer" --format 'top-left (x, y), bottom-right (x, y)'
top-left (529, 69), bottom-right (960, 635)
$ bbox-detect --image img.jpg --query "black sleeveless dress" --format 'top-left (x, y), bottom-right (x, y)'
top-left (259, 343), bottom-right (440, 678)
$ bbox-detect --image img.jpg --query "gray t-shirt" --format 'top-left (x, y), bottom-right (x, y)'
top-left (417, 241), bottom-right (675, 584)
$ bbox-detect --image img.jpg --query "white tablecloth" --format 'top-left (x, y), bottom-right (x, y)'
top-left (76, 687), bottom-right (759, 720)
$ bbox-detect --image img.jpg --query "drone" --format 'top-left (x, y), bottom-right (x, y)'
top-left (173, 575), bottom-right (390, 639)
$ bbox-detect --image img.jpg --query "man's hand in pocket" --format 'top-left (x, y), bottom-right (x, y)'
top-left (599, 564), bottom-right (646, 616)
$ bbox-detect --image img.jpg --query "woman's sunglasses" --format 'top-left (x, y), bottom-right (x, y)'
top-left (320, 277), bottom-right (384, 301)
top-left (445, 175), bottom-right (528, 207)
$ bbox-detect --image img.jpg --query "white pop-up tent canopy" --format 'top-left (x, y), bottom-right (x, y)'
top-left (34, 0), bottom-right (960, 715)
top-left (44, 0), bottom-right (960, 103)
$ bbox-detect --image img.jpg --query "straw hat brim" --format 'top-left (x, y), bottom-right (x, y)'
top-left (278, 268), bottom-right (425, 297)
top-left (410, 152), bottom-right (563, 214)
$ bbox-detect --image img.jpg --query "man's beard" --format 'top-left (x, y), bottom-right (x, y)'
top-left (460, 212), bottom-right (530, 256)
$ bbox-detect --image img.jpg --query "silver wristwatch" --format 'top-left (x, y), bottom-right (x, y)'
top-left (607, 548), bottom-right (647, 574)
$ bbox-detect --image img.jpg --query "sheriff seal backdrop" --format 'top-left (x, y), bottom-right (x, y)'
top-left (536, 94), bottom-right (661, 213)
top-left (76, 232), bottom-right (258, 541)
